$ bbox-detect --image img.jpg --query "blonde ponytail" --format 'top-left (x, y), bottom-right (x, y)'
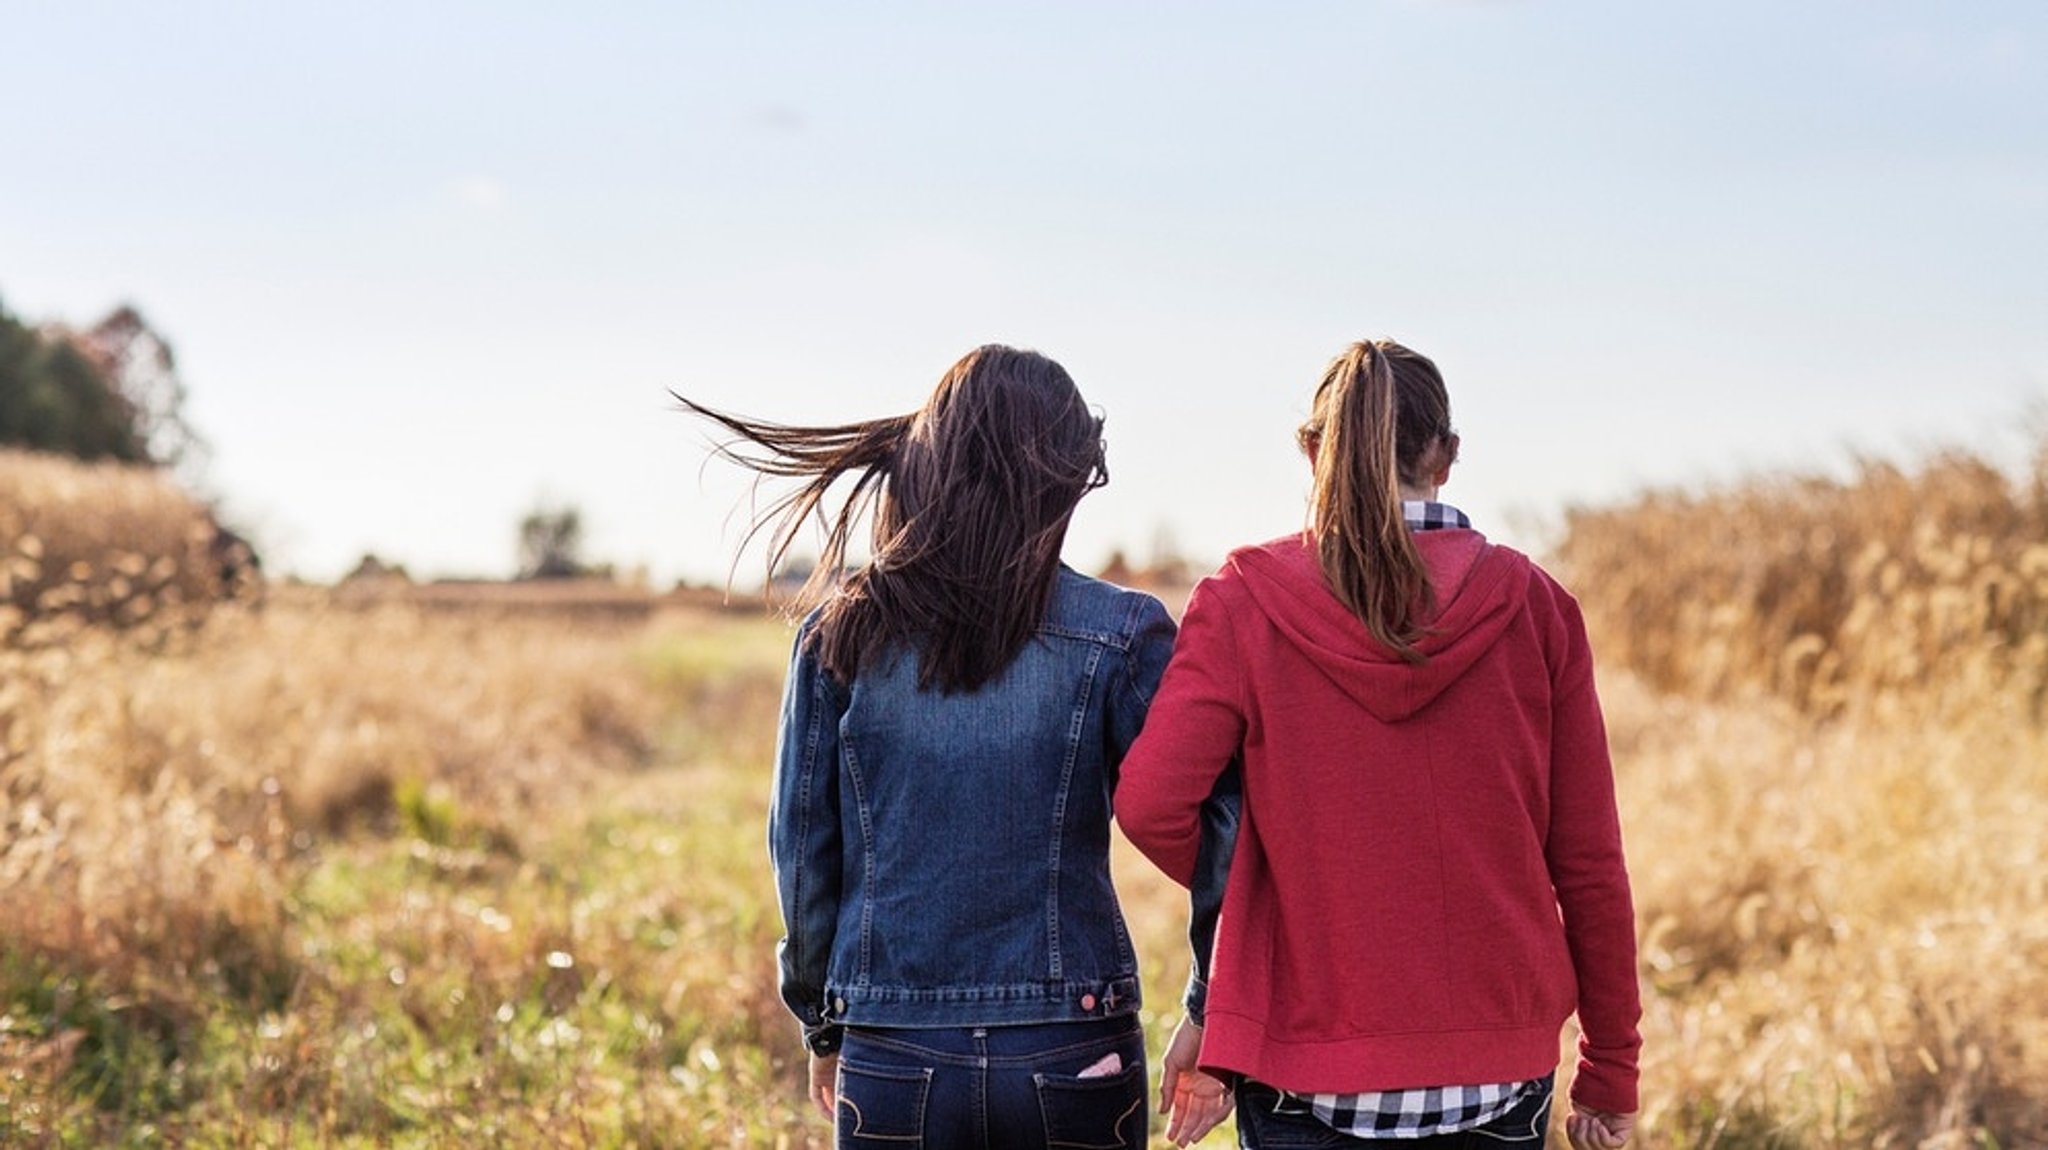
top-left (1299, 340), bottom-right (1456, 662)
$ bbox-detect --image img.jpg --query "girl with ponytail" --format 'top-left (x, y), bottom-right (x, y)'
top-left (1121, 340), bottom-right (1643, 1149)
top-left (679, 345), bottom-right (1188, 1149)
top-left (1301, 340), bottom-right (1461, 663)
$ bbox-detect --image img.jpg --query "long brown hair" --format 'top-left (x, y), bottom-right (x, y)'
top-left (1297, 339), bottom-right (1459, 662)
top-left (676, 345), bottom-right (1107, 692)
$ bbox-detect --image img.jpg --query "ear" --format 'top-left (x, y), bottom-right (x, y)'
top-left (1432, 434), bottom-right (1460, 486)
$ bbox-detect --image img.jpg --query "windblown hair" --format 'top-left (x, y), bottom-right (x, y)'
top-left (677, 345), bottom-right (1107, 692)
top-left (1297, 339), bottom-right (1459, 663)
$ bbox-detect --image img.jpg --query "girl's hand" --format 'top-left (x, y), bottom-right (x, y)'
top-left (808, 1052), bottom-right (840, 1119)
top-left (1157, 1016), bottom-right (1233, 1145)
top-left (1566, 1106), bottom-right (1636, 1149)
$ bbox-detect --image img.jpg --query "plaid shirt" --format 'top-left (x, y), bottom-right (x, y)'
top-left (1401, 499), bottom-right (1471, 532)
top-left (1284, 499), bottom-right (1547, 1139)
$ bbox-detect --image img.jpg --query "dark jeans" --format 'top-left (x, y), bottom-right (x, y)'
top-left (836, 1016), bottom-right (1148, 1150)
top-left (1235, 1077), bottom-right (1553, 1149)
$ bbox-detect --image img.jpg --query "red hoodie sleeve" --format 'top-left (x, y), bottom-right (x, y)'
top-left (1116, 575), bottom-right (1249, 887)
top-left (1539, 576), bottom-right (1644, 1115)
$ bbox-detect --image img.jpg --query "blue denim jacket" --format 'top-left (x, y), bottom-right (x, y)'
top-left (770, 568), bottom-right (1176, 1051)
top-left (1183, 761), bottom-right (1241, 1025)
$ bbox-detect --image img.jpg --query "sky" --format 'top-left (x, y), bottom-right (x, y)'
top-left (3, 1), bottom-right (2044, 585)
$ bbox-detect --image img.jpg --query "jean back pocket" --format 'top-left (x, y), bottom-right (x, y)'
top-left (836, 1060), bottom-right (932, 1146)
top-left (1033, 1060), bottom-right (1146, 1149)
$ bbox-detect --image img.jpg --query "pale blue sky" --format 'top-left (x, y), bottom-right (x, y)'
top-left (4, 2), bottom-right (2043, 583)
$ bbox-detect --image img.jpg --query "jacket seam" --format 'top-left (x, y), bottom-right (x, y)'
top-left (842, 733), bottom-right (878, 989)
top-left (792, 652), bottom-right (824, 1021)
top-left (1047, 640), bottom-right (1107, 980)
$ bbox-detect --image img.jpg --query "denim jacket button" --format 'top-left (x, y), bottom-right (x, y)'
top-left (833, 997), bottom-right (846, 1015)
top-left (1080, 993), bottom-right (1097, 1011)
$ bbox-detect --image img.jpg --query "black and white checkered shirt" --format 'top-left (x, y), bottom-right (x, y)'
top-left (1401, 499), bottom-right (1471, 532)
top-left (1283, 500), bottom-right (1547, 1139)
top-left (1293, 1076), bottom-right (1549, 1140)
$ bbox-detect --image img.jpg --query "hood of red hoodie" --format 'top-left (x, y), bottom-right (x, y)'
top-left (1226, 531), bottom-right (1534, 723)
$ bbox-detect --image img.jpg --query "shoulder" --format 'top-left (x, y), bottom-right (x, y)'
top-left (1187, 532), bottom-right (1310, 606)
top-left (1224, 531), bottom-right (1312, 569)
top-left (784, 605), bottom-right (825, 660)
top-left (1500, 553), bottom-right (1598, 671)
top-left (1505, 550), bottom-right (1583, 616)
top-left (782, 606), bottom-right (855, 703)
top-left (1049, 567), bottom-right (1173, 646)
top-left (1166, 535), bottom-right (1303, 636)
top-left (1457, 544), bottom-right (1589, 643)
top-left (1201, 532), bottom-right (1312, 592)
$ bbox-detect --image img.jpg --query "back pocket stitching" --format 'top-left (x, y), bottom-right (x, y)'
top-left (836, 1062), bottom-right (932, 1143)
top-left (1033, 1061), bottom-right (1145, 1149)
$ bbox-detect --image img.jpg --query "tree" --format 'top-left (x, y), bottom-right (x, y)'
top-left (76, 304), bottom-right (209, 478)
top-left (517, 504), bottom-right (586, 580)
top-left (0, 300), bottom-right (147, 461)
top-left (0, 297), bottom-right (205, 474)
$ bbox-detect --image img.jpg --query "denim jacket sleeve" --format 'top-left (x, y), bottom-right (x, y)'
top-left (1184, 760), bottom-right (1241, 1024)
top-left (767, 618), bottom-right (848, 1055)
top-left (1103, 592), bottom-right (1176, 779)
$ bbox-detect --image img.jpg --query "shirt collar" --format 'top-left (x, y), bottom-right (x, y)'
top-left (1403, 500), bottom-right (1472, 532)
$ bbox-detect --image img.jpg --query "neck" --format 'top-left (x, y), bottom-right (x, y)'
top-left (1399, 484), bottom-right (1440, 503)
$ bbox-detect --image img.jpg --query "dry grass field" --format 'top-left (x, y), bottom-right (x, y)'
top-left (3, 443), bottom-right (2045, 1147)
top-left (0, 450), bottom-right (253, 650)
top-left (1554, 451), bottom-right (2048, 1149)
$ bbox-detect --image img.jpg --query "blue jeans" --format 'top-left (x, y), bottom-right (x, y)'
top-left (1235, 1077), bottom-right (1553, 1148)
top-left (835, 1016), bottom-right (1148, 1150)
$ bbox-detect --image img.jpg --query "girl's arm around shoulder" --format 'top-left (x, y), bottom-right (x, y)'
top-left (1115, 574), bottom-right (1250, 887)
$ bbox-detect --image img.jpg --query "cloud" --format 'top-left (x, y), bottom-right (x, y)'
top-left (752, 104), bottom-right (806, 134)
top-left (1861, 27), bottom-right (2032, 82)
top-left (447, 175), bottom-right (511, 213)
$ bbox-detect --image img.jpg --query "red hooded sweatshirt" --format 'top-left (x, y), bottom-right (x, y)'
top-left (1117, 530), bottom-right (1641, 1115)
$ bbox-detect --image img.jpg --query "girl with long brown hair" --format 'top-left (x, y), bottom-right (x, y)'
top-left (1122, 339), bottom-right (1642, 1149)
top-left (680, 344), bottom-right (1182, 1149)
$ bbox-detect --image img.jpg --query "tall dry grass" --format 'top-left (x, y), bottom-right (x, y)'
top-left (1, 448), bottom-right (255, 649)
top-left (0, 585), bottom-right (813, 1145)
top-left (1555, 441), bottom-right (2048, 1147)
top-left (1605, 673), bottom-right (2048, 1147)
top-left (1553, 449), bottom-right (2048, 718)
top-left (7, 437), bottom-right (2048, 1145)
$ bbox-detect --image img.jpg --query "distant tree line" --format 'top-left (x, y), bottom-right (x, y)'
top-left (7, 293), bottom-right (604, 587)
top-left (0, 297), bottom-right (205, 473)
top-left (517, 504), bottom-right (588, 580)
top-left (0, 294), bottom-right (259, 608)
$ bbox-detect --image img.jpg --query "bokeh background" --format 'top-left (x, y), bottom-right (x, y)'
top-left (5, 1), bottom-right (2042, 583)
top-left (5, 3), bottom-right (2046, 1147)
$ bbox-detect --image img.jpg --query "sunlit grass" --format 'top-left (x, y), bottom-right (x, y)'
top-left (0, 599), bottom-right (817, 1147)
top-left (0, 448), bottom-right (249, 648)
top-left (1557, 441), bottom-right (2048, 1148)
top-left (6, 438), bottom-right (2048, 1145)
